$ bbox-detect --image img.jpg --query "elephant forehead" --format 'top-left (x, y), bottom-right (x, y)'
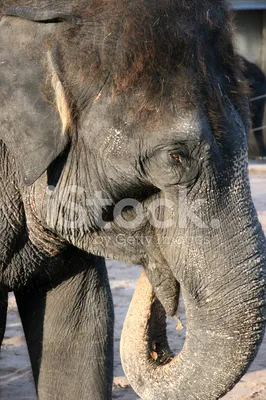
top-left (142, 109), bottom-right (207, 143)
top-left (81, 103), bottom-right (206, 154)
top-left (80, 116), bottom-right (129, 156)
top-left (101, 127), bottom-right (125, 156)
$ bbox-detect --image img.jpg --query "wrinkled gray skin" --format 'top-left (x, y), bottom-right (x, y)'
top-left (0, 3), bottom-right (266, 400)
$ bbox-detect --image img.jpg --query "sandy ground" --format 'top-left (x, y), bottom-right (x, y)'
top-left (0, 172), bottom-right (266, 400)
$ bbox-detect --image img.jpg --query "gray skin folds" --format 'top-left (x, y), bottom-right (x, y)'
top-left (0, 1), bottom-right (266, 400)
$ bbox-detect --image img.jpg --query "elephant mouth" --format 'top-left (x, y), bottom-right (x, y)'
top-left (148, 298), bottom-right (176, 367)
top-left (150, 297), bottom-right (186, 360)
top-left (142, 278), bottom-right (185, 368)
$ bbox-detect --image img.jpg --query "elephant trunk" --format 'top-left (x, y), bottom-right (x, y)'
top-left (121, 242), bottom-right (266, 399)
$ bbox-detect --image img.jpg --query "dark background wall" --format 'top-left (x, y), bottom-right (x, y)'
top-left (231, 3), bottom-right (266, 157)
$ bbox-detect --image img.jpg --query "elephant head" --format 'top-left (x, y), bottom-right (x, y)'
top-left (0, 1), bottom-right (265, 399)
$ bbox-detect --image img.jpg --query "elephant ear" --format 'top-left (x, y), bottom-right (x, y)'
top-left (0, 14), bottom-right (73, 185)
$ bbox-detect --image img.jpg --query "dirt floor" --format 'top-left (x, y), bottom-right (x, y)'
top-left (0, 171), bottom-right (266, 400)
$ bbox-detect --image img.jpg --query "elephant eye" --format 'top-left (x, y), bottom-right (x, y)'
top-left (169, 153), bottom-right (181, 163)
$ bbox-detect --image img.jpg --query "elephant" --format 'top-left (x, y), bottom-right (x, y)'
top-left (242, 56), bottom-right (266, 158)
top-left (0, 1), bottom-right (266, 400)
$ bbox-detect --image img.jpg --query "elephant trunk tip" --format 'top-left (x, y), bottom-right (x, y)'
top-left (121, 268), bottom-right (266, 400)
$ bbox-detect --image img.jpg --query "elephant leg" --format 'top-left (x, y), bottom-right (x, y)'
top-left (15, 249), bottom-right (114, 400)
top-left (0, 286), bottom-right (8, 346)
